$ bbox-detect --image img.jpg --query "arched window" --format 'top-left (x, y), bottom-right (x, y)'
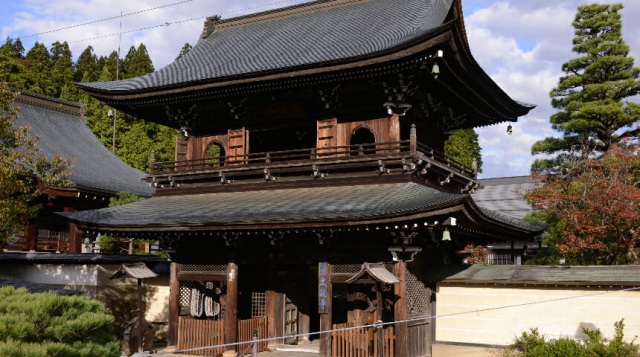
top-left (205, 142), bottom-right (225, 168)
top-left (349, 127), bottom-right (376, 155)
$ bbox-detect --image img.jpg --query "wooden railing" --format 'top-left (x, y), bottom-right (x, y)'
top-left (176, 317), bottom-right (224, 356)
top-left (331, 322), bottom-right (394, 357)
top-left (150, 140), bottom-right (476, 182)
top-left (152, 141), bottom-right (408, 175)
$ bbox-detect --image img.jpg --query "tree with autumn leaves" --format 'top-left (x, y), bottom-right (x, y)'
top-left (526, 3), bottom-right (640, 265)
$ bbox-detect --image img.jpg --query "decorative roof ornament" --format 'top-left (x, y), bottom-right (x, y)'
top-left (202, 15), bottom-right (221, 39)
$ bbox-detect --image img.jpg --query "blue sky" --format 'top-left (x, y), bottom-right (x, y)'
top-left (2, 0), bottom-right (639, 178)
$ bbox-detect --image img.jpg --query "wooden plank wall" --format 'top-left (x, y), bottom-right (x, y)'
top-left (176, 317), bottom-right (224, 355)
top-left (238, 316), bottom-right (268, 353)
top-left (335, 116), bottom-right (400, 148)
top-left (331, 322), bottom-right (395, 357)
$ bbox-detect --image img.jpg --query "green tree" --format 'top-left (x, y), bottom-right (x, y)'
top-left (50, 41), bottom-right (76, 100)
top-left (0, 286), bottom-right (120, 357)
top-left (24, 42), bottom-right (54, 96)
top-left (0, 84), bottom-right (70, 249)
top-left (74, 46), bottom-right (100, 83)
top-left (531, 3), bottom-right (640, 175)
top-left (444, 128), bottom-right (482, 174)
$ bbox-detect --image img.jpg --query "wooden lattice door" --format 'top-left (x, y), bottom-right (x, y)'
top-left (283, 282), bottom-right (298, 344)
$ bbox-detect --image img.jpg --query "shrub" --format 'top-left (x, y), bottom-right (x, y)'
top-left (0, 287), bottom-right (120, 357)
top-left (500, 319), bottom-right (638, 357)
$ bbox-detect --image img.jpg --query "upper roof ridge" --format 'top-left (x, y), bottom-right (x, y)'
top-left (12, 88), bottom-right (85, 117)
top-left (202, 0), bottom-right (367, 38)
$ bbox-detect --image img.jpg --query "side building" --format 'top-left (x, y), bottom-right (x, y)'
top-left (7, 90), bottom-right (154, 253)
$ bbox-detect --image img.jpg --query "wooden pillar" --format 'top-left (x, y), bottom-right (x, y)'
top-left (318, 256), bottom-right (332, 357)
top-left (266, 264), bottom-right (284, 347)
top-left (167, 262), bottom-right (179, 346)
top-left (394, 261), bottom-right (408, 357)
top-left (224, 261), bottom-right (239, 356)
top-left (24, 223), bottom-right (36, 251)
top-left (64, 207), bottom-right (81, 253)
top-left (409, 123), bottom-right (417, 155)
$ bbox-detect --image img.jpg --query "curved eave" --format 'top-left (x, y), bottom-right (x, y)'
top-left (77, 22), bottom-right (457, 103)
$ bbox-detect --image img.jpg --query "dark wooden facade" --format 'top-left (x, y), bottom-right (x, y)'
top-left (64, 1), bottom-right (545, 356)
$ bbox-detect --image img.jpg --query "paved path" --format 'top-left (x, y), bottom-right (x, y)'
top-left (151, 343), bottom-right (499, 357)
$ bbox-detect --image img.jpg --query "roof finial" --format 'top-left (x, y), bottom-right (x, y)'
top-left (202, 15), bottom-right (221, 39)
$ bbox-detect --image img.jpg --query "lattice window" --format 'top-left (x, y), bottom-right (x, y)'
top-left (251, 292), bottom-right (266, 318)
top-left (180, 264), bottom-right (227, 274)
top-left (405, 263), bottom-right (431, 317)
top-left (179, 280), bottom-right (226, 319)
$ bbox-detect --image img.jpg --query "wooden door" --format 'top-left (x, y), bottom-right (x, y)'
top-left (227, 128), bottom-right (248, 164)
top-left (316, 118), bottom-right (337, 159)
top-left (284, 296), bottom-right (298, 344)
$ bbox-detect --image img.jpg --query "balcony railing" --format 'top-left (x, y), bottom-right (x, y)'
top-left (148, 140), bottom-right (478, 191)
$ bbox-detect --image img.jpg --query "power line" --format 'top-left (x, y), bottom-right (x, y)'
top-left (45, 0), bottom-right (303, 45)
top-left (21, 0), bottom-right (194, 38)
top-left (136, 285), bottom-right (640, 356)
top-left (22, 0), bottom-right (304, 43)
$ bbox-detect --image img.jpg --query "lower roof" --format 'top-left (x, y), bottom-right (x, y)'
top-left (58, 181), bottom-right (546, 235)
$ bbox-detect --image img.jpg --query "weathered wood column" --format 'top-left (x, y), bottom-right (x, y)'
top-left (24, 223), bottom-right (36, 251)
top-left (318, 252), bottom-right (332, 357)
top-left (224, 261), bottom-right (239, 357)
top-left (167, 262), bottom-right (179, 346)
top-left (65, 207), bottom-right (82, 253)
top-left (394, 260), bottom-right (408, 357)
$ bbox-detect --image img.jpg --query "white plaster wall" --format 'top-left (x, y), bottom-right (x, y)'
top-left (1, 263), bottom-right (98, 295)
top-left (435, 285), bottom-right (640, 346)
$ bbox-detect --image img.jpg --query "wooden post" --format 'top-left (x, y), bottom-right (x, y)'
top-left (167, 262), bottom-right (179, 346)
top-left (64, 207), bottom-right (81, 253)
top-left (409, 123), bottom-right (417, 155)
top-left (224, 261), bottom-right (239, 356)
top-left (376, 282), bottom-right (383, 357)
top-left (318, 256), bottom-right (332, 357)
top-left (394, 261), bottom-right (407, 357)
top-left (137, 278), bottom-right (144, 354)
top-left (149, 150), bottom-right (156, 174)
top-left (24, 223), bottom-right (36, 251)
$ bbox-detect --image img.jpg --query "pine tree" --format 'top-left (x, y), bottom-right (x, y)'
top-left (176, 43), bottom-right (192, 60)
top-left (444, 128), bottom-right (482, 174)
top-left (531, 3), bottom-right (640, 175)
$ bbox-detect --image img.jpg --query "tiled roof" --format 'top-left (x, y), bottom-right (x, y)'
top-left (79, 0), bottom-right (454, 92)
top-left (472, 176), bottom-right (538, 220)
top-left (425, 265), bottom-right (640, 285)
top-left (13, 92), bottom-right (154, 196)
top-left (60, 182), bottom-right (465, 228)
top-left (59, 181), bottom-right (545, 234)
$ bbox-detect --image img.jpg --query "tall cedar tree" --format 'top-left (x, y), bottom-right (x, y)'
top-left (525, 143), bottom-right (640, 265)
top-left (531, 3), bottom-right (640, 175)
top-left (0, 84), bottom-right (70, 248)
top-left (444, 128), bottom-right (483, 174)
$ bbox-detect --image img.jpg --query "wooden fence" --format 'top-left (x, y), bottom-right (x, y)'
top-left (176, 317), bottom-right (224, 355)
top-left (238, 316), bottom-right (268, 353)
top-left (176, 316), bottom-right (268, 356)
top-left (331, 322), bottom-right (394, 357)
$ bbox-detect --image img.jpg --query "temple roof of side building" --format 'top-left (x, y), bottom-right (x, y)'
top-left (59, 181), bottom-right (546, 235)
top-left (13, 90), bottom-right (155, 197)
top-left (79, 0), bottom-right (455, 93)
top-left (424, 264), bottom-right (640, 286)
top-left (472, 176), bottom-right (539, 220)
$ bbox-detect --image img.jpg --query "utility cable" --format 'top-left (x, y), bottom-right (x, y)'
top-left (21, 0), bottom-right (194, 38)
top-left (135, 285), bottom-right (640, 356)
